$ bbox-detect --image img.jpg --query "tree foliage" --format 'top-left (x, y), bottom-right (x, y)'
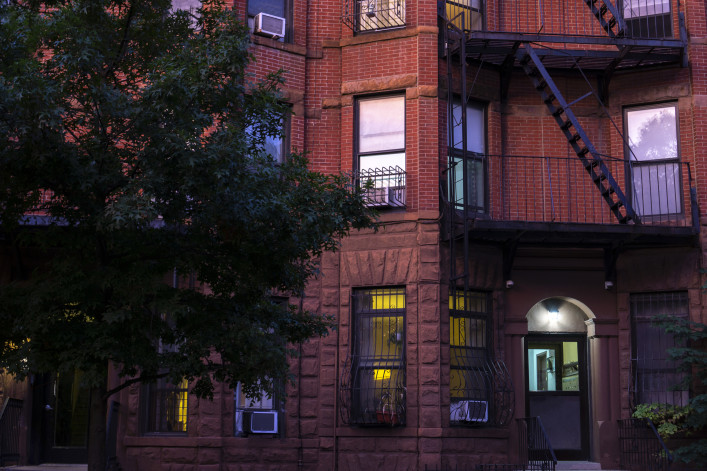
top-left (0, 0), bottom-right (373, 419)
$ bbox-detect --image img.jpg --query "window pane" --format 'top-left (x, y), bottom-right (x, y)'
top-left (359, 152), bottom-right (405, 173)
top-left (631, 162), bottom-right (680, 215)
top-left (171, 0), bottom-right (200, 10)
top-left (358, 0), bottom-right (406, 31)
top-left (452, 101), bottom-right (485, 153)
top-left (248, 0), bottom-right (285, 17)
top-left (626, 106), bottom-right (677, 162)
top-left (623, 0), bottom-right (670, 18)
top-left (359, 96), bottom-right (405, 153)
top-left (146, 378), bottom-right (188, 433)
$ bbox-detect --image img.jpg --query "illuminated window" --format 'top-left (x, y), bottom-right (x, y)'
top-left (356, 0), bottom-right (405, 32)
top-left (143, 377), bottom-right (188, 434)
top-left (449, 290), bottom-right (492, 424)
top-left (349, 287), bottom-right (406, 426)
top-left (445, 0), bottom-right (483, 32)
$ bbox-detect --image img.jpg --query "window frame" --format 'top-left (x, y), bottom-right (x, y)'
top-left (354, 94), bottom-right (406, 174)
top-left (349, 287), bottom-right (407, 426)
top-left (621, 0), bottom-right (672, 38)
top-left (247, 0), bottom-right (293, 43)
top-left (448, 290), bottom-right (493, 425)
top-left (354, 0), bottom-right (406, 33)
top-left (448, 97), bottom-right (488, 214)
top-left (629, 291), bottom-right (689, 409)
top-left (623, 102), bottom-right (682, 218)
top-left (141, 376), bottom-right (189, 435)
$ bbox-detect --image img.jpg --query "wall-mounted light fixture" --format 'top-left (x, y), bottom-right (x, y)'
top-left (549, 309), bottom-right (559, 323)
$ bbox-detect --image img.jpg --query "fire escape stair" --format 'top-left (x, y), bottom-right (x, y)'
top-left (583, 0), bottom-right (626, 38)
top-left (516, 43), bottom-right (639, 225)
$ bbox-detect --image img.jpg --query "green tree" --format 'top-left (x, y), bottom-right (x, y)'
top-left (0, 1), bottom-right (374, 469)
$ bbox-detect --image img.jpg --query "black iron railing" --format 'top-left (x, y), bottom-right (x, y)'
top-left (0, 398), bottom-right (23, 466)
top-left (446, 153), bottom-right (698, 229)
top-left (342, 0), bottom-right (406, 32)
top-left (618, 418), bottom-right (672, 471)
top-left (444, 0), bottom-right (681, 40)
top-left (355, 166), bottom-right (406, 209)
top-left (516, 417), bottom-right (557, 471)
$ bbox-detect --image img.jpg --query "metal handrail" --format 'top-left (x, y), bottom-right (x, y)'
top-left (446, 153), bottom-right (697, 229)
top-left (618, 417), bottom-right (673, 471)
top-left (517, 417), bottom-right (557, 471)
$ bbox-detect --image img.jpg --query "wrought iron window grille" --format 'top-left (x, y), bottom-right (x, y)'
top-left (355, 166), bottom-right (406, 208)
top-left (342, 0), bottom-right (406, 33)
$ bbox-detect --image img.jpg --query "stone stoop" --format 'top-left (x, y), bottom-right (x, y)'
top-left (556, 461), bottom-right (621, 471)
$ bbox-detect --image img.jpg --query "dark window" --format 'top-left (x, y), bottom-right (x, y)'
top-left (350, 287), bottom-right (406, 426)
top-left (625, 103), bottom-right (681, 217)
top-left (356, 95), bottom-right (406, 207)
top-left (449, 99), bottom-right (486, 213)
top-left (630, 292), bottom-right (689, 407)
top-left (143, 377), bottom-right (189, 434)
top-left (246, 114), bottom-right (289, 164)
top-left (449, 290), bottom-right (493, 424)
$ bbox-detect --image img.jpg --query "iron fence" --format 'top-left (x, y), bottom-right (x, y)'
top-left (446, 153), bottom-right (697, 229)
top-left (0, 398), bottom-right (23, 466)
top-left (517, 417), bottom-right (557, 471)
top-left (443, 0), bottom-right (680, 40)
top-left (618, 418), bottom-right (672, 471)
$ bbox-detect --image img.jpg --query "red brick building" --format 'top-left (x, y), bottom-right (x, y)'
top-left (4, 0), bottom-right (707, 469)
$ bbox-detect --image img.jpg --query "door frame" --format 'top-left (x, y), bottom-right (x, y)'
top-left (524, 333), bottom-right (590, 461)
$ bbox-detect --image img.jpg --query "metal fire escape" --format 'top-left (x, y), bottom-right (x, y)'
top-left (439, 0), bottom-right (692, 349)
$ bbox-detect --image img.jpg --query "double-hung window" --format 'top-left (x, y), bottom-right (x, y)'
top-left (234, 382), bottom-right (281, 436)
top-left (350, 287), bottom-right (406, 426)
top-left (625, 103), bottom-right (681, 217)
top-left (449, 99), bottom-right (486, 213)
top-left (622, 0), bottom-right (672, 38)
top-left (449, 290), bottom-right (492, 424)
top-left (356, 95), bottom-right (406, 207)
top-left (630, 292), bottom-right (689, 408)
top-left (246, 114), bottom-right (289, 164)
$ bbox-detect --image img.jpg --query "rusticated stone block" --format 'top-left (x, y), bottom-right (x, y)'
top-left (420, 437), bottom-right (442, 453)
top-left (420, 387), bottom-right (440, 406)
top-left (162, 446), bottom-right (197, 463)
top-left (420, 324), bottom-right (440, 343)
top-left (377, 437), bottom-right (417, 452)
top-left (420, 345), bottom-right (439, 364)
top-left (196, 417), bottom-right (221, 437)
top-left (300, 418), bottom-right (318, 436)
top-left (420, 366), bottom-right (440, 385)
top-left (420, 408), bottom-right (442, 427)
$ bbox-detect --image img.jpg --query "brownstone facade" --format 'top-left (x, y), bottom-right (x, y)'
top-left (5, 1), bottom-right (707, 470)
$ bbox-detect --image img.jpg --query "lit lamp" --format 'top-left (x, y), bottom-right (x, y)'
top-left (549, 309), bottom-right (560, 323)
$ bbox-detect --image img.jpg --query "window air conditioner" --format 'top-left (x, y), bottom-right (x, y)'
top-left (243, 410), bottom-right (278, 434)
top-left (254, 12), bottom-right (286, 39)
top-left (450, 400), bottom-right (489, 423)
top-left (363, 186), bottom-right (404, 207)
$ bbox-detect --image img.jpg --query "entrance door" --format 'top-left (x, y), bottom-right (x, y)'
top-left (41, 371), bottom-right (90, 463)
top-left (525, 335), bottom-right (589, 460)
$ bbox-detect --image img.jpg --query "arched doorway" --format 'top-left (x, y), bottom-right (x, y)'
top-left (524, 297), bottom-right (594, 461)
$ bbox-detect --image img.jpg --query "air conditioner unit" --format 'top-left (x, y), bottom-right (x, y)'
top-left (363, 186), bottom-right (404, 207)
top-left (450, 400), bottom-right (488, 423)
top-left (243, 410), bottom-right (278, 434)
top-left (254, 12), bottom-right (286, 38)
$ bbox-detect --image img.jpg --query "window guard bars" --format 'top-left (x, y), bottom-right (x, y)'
top-left (355, 166), bottom-right (406, 208)
top-left (342, 0), bottom-right (406, 33)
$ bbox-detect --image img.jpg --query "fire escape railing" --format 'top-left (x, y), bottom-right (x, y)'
top-left (618, 418), bottom-right (673, 471)
top-left (444, 0), bottom-right (681, 40)
top-left (445, 153), bottom-right (698, 230)
top-left (0, 398), bottom-right (23, 467)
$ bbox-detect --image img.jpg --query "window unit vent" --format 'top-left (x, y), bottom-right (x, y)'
top-left (243, 410), bottom-right (278, 434)
top-left (450, 400), bottom-right (489, 423)
top-left (254, 12), bottom-right (286, 38)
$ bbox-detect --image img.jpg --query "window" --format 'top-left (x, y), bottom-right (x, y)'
top-left (630, 292), bottom-right (689, 408)
top-left (246, 114), bottom-right (289, 164)
top-left (625, 103), bottom-right (681, 217)
top-left (445, 0), bottom-right (483, 33)
top-left (248, 0), bottom-right (291, 42)
top-left (449, 99), bottom-right (486, 213)
top-left (143, 377), bottom-right (189, 434)
top-left (356, 0), bottom-right (405, 32)
top-left (449, 290), bottom-right (492, 424)
top-left (349, 287), bottom-right (406, 425)
top-left (356, 95), bottom-right (406, 207)
top-left (622, 0), bottom-right (672, 38)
